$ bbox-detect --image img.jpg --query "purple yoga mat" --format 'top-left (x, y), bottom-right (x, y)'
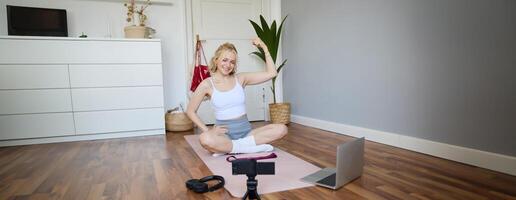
top-left (184, 135), bottom-right (321, 197)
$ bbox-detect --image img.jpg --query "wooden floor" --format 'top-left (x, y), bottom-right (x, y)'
top-left (0, 122), bottom-right (515, 200)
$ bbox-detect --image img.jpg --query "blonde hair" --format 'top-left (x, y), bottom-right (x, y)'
top-left (209, 43), bottom-right (238, 75)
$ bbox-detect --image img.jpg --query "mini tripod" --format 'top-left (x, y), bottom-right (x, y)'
top-left (242, 174), bottom-right (260, 200)
top-left (232, 157), bottom-right (275, 200)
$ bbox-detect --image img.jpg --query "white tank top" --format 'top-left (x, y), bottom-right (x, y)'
top-left (209, 76), bottom-right (246, 120)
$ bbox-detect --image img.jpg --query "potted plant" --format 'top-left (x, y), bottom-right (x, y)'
top-left (249, 15), bottom-right (289, 124)
top-left (124, 0), bottom-right (151, 38)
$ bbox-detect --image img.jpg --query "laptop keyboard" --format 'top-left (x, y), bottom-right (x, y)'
top-left (316, 173), bottom-right (336, 186)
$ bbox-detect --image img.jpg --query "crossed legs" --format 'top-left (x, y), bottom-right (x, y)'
top-left (199, 124), bottom-right (288, 153)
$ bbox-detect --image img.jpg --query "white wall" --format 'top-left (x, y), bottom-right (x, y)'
top-left (0, 0), bottom-right (189, 110)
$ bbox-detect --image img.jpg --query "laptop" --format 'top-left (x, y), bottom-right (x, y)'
top-left (301, 137), bottom-right (365, 190)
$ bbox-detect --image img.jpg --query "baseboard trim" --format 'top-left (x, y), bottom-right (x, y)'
top-left (0, 129), bottom-right (165, 147)
top-left (291, 115), bottom-right (516, 176)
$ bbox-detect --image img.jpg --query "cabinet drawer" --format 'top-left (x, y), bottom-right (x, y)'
top-left (0, 89), bottom-right (72, 115)
top-left (71, 87), bottom-right (164, 111)
top-left (0, 65), bottom-right (69, 89)
top-left (74, 108), bottom-right (165, 135)
top-left (0, 113), bottom-right (75, 140)
top-left (69, 64), bottom-right (163, 87)
top-left (0, 39), bottom-right (161, 64)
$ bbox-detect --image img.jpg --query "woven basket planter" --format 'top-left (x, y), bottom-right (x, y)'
top-left (165, 112), bottom-right (193, 132)
top-left (269, 103), bottom-right (291, 124)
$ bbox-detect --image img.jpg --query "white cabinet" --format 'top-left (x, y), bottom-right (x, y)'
top-left (0, 65), bottom-right (69, 89)
top-left (0, 113), bottom-right (75, 140)
top-left (0, 36), bottom-right (165, 145)
top-left (0, 89), bottom-right (72, 115)
top-left (74, 108), bottom-right (165, 135)
top-left (0, 38), bottom-right (161, 64)
top-left (69, 64), bottom-right (163, 87)
top-left (71, 87), bottom-right (164, 111)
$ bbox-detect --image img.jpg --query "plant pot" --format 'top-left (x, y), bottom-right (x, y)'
top-left (269, 103), bottom-right (291, 124)
top-left (124, 25), bottom-right (146, 38)
top-left (165, 112), bottom-right (194, 132)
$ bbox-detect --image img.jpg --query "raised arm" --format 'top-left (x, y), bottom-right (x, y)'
top-left (239, 38), bottom-right (277, 86)
top-left (186, 80), bottom-right (211, 132)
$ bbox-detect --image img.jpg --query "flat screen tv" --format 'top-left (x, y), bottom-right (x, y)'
top-left (7, 5), bottom-right (68, 37)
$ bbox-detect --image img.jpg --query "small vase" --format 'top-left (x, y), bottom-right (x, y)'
top-left (124, 25), bottom-right (146, 38)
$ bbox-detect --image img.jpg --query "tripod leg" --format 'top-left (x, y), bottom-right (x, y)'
top-left (242, 191), bottom-right (249, 200)
top-left (242, 190), bottom-right (260, 200)
top-left (247, 188), bottom-right (260, 200)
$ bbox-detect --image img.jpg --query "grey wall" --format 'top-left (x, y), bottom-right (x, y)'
top-left (282, 0), bottom-right (516, 156)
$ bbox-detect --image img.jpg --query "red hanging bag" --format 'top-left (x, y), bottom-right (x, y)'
top-left (190, 40), bottom-right (211, 92)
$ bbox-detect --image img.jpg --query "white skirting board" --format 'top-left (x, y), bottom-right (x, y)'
top-left (291, 115), bottom-right (516, 176)
top-left (0, 129), bottom-right (165, 147)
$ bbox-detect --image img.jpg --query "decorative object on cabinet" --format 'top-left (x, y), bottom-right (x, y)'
top-left (123, 0), bottom-right (152, 38)
top-left (79, 32), bottom-right (88, 38)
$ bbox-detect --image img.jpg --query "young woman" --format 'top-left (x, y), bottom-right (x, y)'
top-left (186, 38), bottom-right (287, 154)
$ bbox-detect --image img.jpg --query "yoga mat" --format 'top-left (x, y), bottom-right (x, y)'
top-left (184, 135), bottom-right (321, 198)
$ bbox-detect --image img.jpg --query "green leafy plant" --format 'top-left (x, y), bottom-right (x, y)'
top-left (249, 15), bottom-right (287, 104)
